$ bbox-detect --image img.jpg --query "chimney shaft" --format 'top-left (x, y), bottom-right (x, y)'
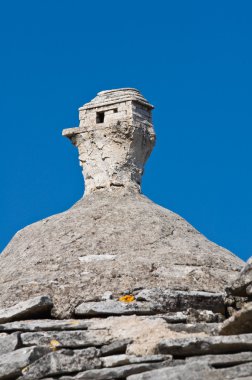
top-left (62, 88), bottom-right (156, 196)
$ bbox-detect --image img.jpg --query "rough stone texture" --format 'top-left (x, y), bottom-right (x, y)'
top-left (228, 257), bottom-right (252, 297)
top-left (165, 322), bottom-right (220, 335)
top-left (59, 362), bottom-right (167, 380)
top-left (127, 362), bottom-right (252, 380)
top-left (101, 354), bottom-right (171, 367)
top-left (20, 348), bottom-right (101, 379)
top-left (186, 351), bottom-right (252, 367)
top-left (219, 302), bottom-right (252, 335)
top-left (82, 315), bottom-right (207, 356)
top-left (21, 330), bottom-right (112, 348)
top-left (0, 296), bottom-right (53, 323)
top-left (157, 333), bottom-right (252, 356)
top-left (75, 300), bottom-right (157, 317)
top-left (0, 332), bottom-right (19, 355)
top-left (135, 289), bottom-right (226, 314)
top-left (127, 362), bottom-right (219, 380)
top-left (0, 346), bottom-right (50, 380)
top-left (187, 308), bottom-right (225, 323)
top-left (100, 340), bottom-right (130, 356)
top-left (0, 88), bottom-right (244, 318)
top-left (0, 319), bottom-right (90, 332)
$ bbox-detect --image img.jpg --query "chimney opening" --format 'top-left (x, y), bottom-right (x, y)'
top-left (96, 111), bottom-right (105, 123)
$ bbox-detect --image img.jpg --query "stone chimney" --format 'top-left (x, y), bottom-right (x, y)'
top-left (62, 88), bottom-right (156, 195)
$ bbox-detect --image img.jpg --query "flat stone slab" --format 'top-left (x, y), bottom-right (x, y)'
top-left (0, 319), bottom-right (90, 332)
top-left (75, 300), bottom-right (157, 317)
top-left (0, 296), bottom-right (53, 323)
top-left (127, 363), bottom-right (220, 380)
top-left (0, 346), bottom-right (50, 380)
top-left (101, 354), bottom-right (171, 368)
top-left (186, 351), bottom-right (252, 368)
top-left (21, 330), bottom-right (113, 348)
top-left (135, 289), bottom-right (225, 314)
top-left (165, 322), bottom-right (219, 335)
top-left (219, 302), bottom-right (252, 335)
top-left (20, 348), bottom-right (101, 379)
top-left (100, 339), bottom-right (131, 356)
top-left (159, 312), bottom-right (187, 323)
top-left (0, 332), bottom-right (19, 355)
top-left (128, 362), bottom-right (252, 380)
top-left (60, 362), bottom-right (167, 380)
top-left (228, 257), bottom-right (252, 297)
top-left (157, 333), bottom-right (252, 356)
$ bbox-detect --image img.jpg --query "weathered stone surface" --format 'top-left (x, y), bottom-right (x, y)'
top-left (186, 351), bottom-right (252, 367)
top-left (166, 322), bottom-right (219, 335)
top-left (0, 319), bottom-right (89, 332)
top-left (101, 354), bottom-right (171, 367)
top-left (0, 296), bottom-right (53, 323)
top-left (75, 301), bottom-right (157, 317)
top-left (0, 346), bottom-right (50, 380)
top-left (128, 362), bottom-right (252, 380)
top-left (21, 330), bottom-right (112, 348)
top-left (127, 362), bottom-right (252, 380)
top-left (218, 362), bottom-right (252, 379)
top-left (228, 257), bottom-right (252, 297)
top-left (0, 332), bottom-right (19, 355)
top-left (20, 348), bottom-right (101, 379)
top-left (100, 340), bottom-right (131, 356)
top-left (127, 362), bottom-right (220, 380)
top-left (82, 315), bottom-right (207, 356)
top-left (187, 308), bottom-right (225, 323)
top-left (158, 312), bottom-right (188, 323)
top-left (220, 302), bottom-right (252, 335)
top-left (157, 333), bottom-right (252, 356)
top-left (135, 289), bottom-right (225, 314)
top-left (60, 362), bottom-right (167, 380)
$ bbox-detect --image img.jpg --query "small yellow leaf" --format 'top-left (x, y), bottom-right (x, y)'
top-left (22, 366), bottom-right (29, 374)
top-left (50, 339), bottom-right (61, 351)
top-left (119, 295), bottom-right (135, 303)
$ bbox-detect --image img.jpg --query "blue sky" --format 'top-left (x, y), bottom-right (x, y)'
top-left (0, 1), bottom-right (251, 261)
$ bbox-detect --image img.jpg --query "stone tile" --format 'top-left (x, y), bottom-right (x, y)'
top-left (220, 302), bottom-right (252, 335)
top-left (0, 346), bottom-right (50, 380)
top-left (157, 333), bottom-right (252, 356)
top-left (21, 330), bottom-right (113, 348)
top-left (0, 296), bottom-right (53, 324)
top-left (0, 332), bottom-right (19, 355)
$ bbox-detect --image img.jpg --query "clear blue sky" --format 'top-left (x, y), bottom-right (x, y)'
top-left (0, 1), bottom-right (251, 261)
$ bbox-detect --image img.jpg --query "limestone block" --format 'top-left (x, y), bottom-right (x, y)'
top-left (20, 348), bottom-right (101, 379)
top-left (100, 340), bottom-right (131, 356)
top-left (0, 346), bottom-right (50, 380)
top-left (59, 362), bottom-right (167, 380)
top-left (228, 257), bottom-right (252, 297)
top-left (219, 302), bottom-right (252, 335)
top-left (0, 332), bottom-right (19, 355)
top-left (0, 296), bottom-right (53, 324)
top-left (186, 351), bottom-right (252, 367)
top-left (21, 330), bottom-right (113, 348)
top-left (75, 300), bottom-right (157, 317)
top-left (101, 354), bottom-right (171, 368)
top-left (135, 289), bottom-right (225, 314)
top-left (157, 333), bottom-right (252, 356)
top-left (0, 319), bottom-right (90, 333)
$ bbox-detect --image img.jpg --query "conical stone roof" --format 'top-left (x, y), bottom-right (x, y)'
top-left (0, 88), bottom-right (244, 318)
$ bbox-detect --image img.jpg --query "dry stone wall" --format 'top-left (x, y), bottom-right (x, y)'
top-left (0, 259), bottom-right (251, 380)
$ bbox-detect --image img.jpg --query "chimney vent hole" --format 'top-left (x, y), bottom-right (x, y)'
top-left (96, 111), bottom-right (105, 123)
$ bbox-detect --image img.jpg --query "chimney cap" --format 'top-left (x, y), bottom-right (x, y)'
top-left (79, 87), bottom-right (154, 111)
